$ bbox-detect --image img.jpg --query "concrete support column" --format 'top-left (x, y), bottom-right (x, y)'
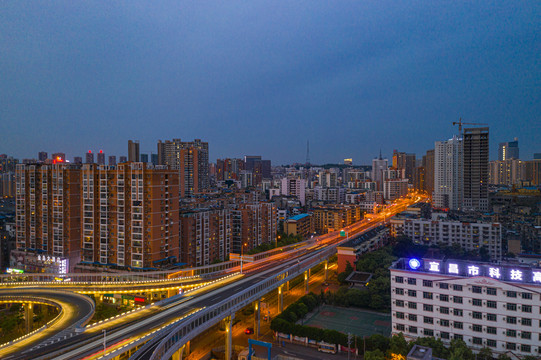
top-left (171, 345), bottom-right (184, 360)
top-left (278, 286), bottom-right (284, 313)
top-left (225, 314), bottom-right (235, 360)
top-left (185, 340), bottom-right (190, 356)
top-left (167, 288), bottom-right (177, 298)
top-left (254, 299), bottom-right (261, 338)
top-left (286, 280), bottom-right (290, 292)
top-left (324, 260), bottom-right (329, 281)
top-left (304, 270), bottom-right (309, 294)
top-left (24, 303), bottom-right (33, 333)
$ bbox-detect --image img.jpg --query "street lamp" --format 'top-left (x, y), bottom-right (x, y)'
top-left (240, 242), bottom-right (248, 274)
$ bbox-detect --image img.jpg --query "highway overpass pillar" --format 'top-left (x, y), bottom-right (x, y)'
top-left (24, 303), bottom-right (33, 333)
top-left (324, 260), bottom-right (329, 280)
top-left (171, 344), bottom-right (185, 360)
top-left (254, 299), bottom-right (261, 338)
top-left (278, 285), bottom-right (284, 312)
top-left (225, 314), bottom-right (235, 360)
top-left (286, 280), bottom-right (290, 291)
top-left (185, 340), bottom-right (190, 356)
top-left (304, 270), bottom-right (309, 294)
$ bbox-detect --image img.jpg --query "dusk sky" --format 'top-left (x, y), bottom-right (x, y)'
top-left (1, 1), bottom-right (539, 165)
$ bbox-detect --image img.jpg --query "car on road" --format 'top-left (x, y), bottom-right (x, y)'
top-left (245, 327), bottom-right (254, 335)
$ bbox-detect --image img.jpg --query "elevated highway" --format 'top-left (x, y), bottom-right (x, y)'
top-left (1, 193), bottom-right (426, 360)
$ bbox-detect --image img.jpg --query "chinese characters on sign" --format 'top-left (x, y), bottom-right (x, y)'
top-left (410, 259), bottom-right (541, 284)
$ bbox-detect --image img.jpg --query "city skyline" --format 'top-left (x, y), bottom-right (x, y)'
top-left (1, 1), bottom-right (539, 164)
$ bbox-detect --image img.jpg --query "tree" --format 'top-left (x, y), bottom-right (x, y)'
top-left (448, 339), bottom-right (474, 360)
top-left (364, 349), bottom-right (386, 360)
top-left (476, 347), bottom-right (494, 360)
top-left (388, 333), bottom-right (408, 357)
top-left (497, 355), bottom-right (511, 360)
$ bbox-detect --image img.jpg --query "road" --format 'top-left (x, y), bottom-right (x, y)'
top-left (0, 289), bottom-right (94, 359)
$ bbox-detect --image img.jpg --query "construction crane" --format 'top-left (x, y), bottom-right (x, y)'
top-left (452, 118), bottom-right (488, 133)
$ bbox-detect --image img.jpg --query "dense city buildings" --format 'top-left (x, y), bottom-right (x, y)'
top-left (499, 139), bottom-right (519, 161)
top-left (463, 127), bottom-right (490, 212)
top-left (433, 136), bottom-right (463, 210)
top-left (38, 151), bottom-right (47, 162)
top-left (391, 257), bottom-right (541, 357)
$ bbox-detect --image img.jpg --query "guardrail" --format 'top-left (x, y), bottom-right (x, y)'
top-left (142, 246), bottom-right (336, 360)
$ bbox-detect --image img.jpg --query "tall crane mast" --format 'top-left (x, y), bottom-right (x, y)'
top-left (452, 118), bottom-right (488, 133)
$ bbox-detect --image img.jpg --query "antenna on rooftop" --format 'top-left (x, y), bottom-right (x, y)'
top-left (305, 140), bottom-right (310, 167)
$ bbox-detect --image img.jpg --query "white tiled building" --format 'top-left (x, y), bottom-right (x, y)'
top-left (391, 218), bottom-right (502, 260)
top-left (391, 258), bottom-right (541, 357)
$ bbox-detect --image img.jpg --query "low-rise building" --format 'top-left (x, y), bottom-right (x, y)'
top-left (391, 218), bottom-right (502, 260)
top-left (391, 257), bottom-right (541, 357)
top-left (284, 213), bottom-right (313, 239)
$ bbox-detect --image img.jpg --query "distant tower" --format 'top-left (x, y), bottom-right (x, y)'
top-left (305, 140), bottom-right (310, 166)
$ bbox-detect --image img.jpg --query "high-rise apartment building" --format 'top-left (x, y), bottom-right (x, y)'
top-left (108, 156), bottom-right (117, 166)
top-left (52, 153), bottom-right (66, 162)
top-left (158, 139), bottom-right (209, 197)
top-left (434, 136), bottom-right (463, 210)
top-left (15, 163), bottom-right (81, 271)
top-left (463, 127), bottom-right (489, 212)
top-left (489, 159), bottom-right (525, 186)
top-left (0, 172), bottom-right (15, 198)
top-left (318, 170), bottom-right (338, 187)
top-left (244, 156), bottom-right (271, 182)
top-left (128, 140), bottom-right (140, 162)
top-left (231, 202), bottom-right (277, 253)
top-left (372, 154), bottom-right (388, 191)
top-left (423, 149), bottom-right (435, 195)
top-left (180, 208), bottom-right (231, 267)
top-left (119, 156), bottom-right (127, 163)
top-left (74, 157), bottom-right (83, 164)
top-left (140, 154), bottom-right (149, 163)
top-left (524, 160), bottom-right (541, 186)
top-left (96, 150), bottom-right (105, 165)
top-left (0, 155), bottom-right (18, 173)
top-left (393, 151), bottom-right (416, 183)
top-left (38, 152), bottom-right (48, 162)
top-left (280, 178), bottom-right (306, 205)
top-left (81, 163), bottom-right (179, 268)
top-left (499, 139), bottom-right (519, 161)
top-left (86, 151), bottom-right (94, 164)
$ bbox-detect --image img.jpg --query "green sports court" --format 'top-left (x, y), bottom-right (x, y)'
top-left (303, 305), bottom-right (391, 338)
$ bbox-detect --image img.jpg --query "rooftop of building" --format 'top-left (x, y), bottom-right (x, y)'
top-left (287, 213), bottom-right (311, 221)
